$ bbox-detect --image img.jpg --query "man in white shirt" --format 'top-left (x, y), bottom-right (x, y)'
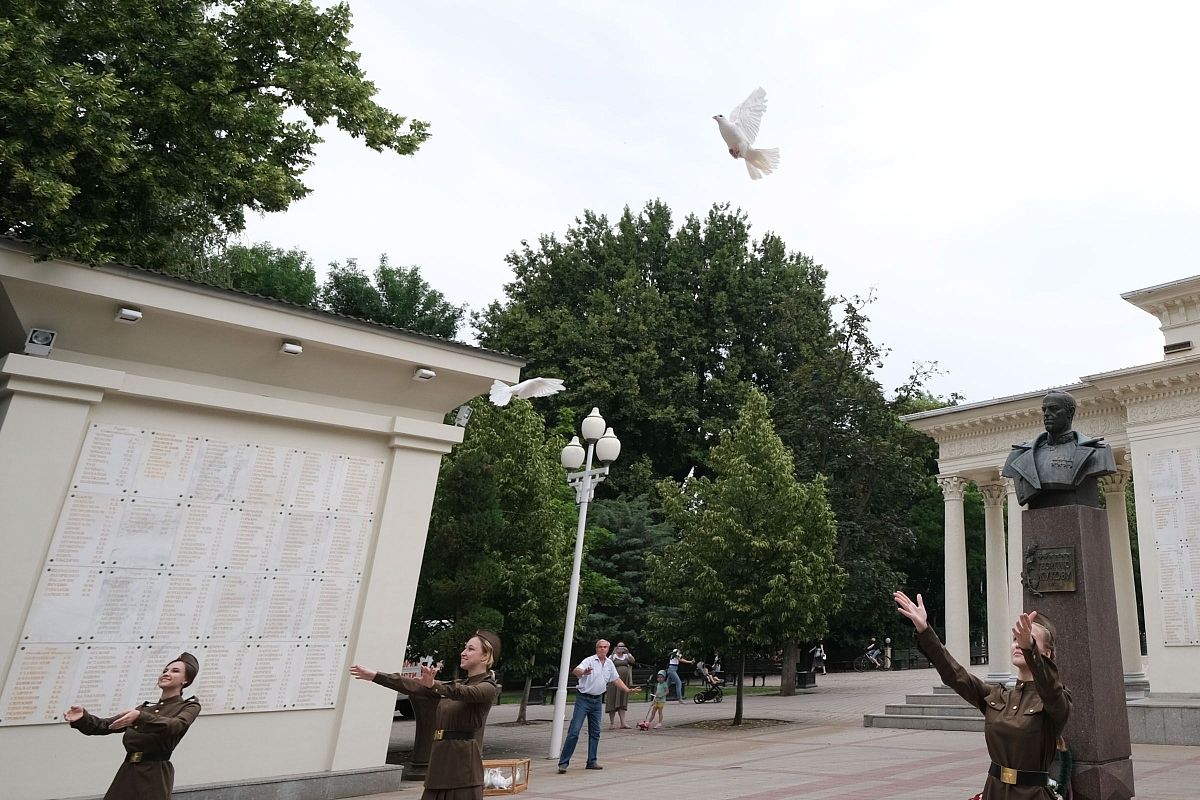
top-left (557, 639), bottom-right (639, 773)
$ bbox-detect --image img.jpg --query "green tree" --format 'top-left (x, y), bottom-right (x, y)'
top-left (0, 0), bottom-right (429, 270)
top-left (477, 201), bottom-right (948, 644)
top-left (651, 388), bottom-right (846, 723)
top-left (200, 243), bottom-right (318, 306)
top-left (321, 256), bottom-right (465, 337)
top-left (475, 200), bottom-right (833, 493)
top-left (578, 495), bottom-right (676, 653)
top-left (410, 398), bottom-right (575, 721)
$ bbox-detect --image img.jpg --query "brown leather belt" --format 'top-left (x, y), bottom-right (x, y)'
top-left (989, 763), bottom-right (1048, 786)
top-left (433, 729), bottom-right (474, 741)
top-left (126, 751), bottom-right (171, 763)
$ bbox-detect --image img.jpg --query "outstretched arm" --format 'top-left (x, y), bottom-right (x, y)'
top-left (65, 705), bottom-right (119, 736)
top-left (895, 591), bottom-right (990, 712)
top-left (1016, 612), bottom-right (1071, 728)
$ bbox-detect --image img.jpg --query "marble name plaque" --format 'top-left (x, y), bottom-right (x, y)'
top-left (1023, 544), bottom-right (1077, 595)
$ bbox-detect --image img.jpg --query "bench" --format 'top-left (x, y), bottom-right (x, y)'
top-left (744, 658), bottom-right (783, 687)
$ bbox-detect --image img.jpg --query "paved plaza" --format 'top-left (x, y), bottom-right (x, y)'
top-left (365, 666), bottom-right (1198, 800)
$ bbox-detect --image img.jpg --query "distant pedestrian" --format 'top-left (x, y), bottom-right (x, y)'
top-left (557, 639), bottom-right (639, 774)
top-left (667, 643), bottom-right (692, 703)
top-left (809, 641), bottom-right (827, 674)
top-left (606, 642), bottom-right (636, 729)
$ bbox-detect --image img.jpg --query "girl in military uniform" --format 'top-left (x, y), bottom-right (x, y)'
top-left (351, 631), bottom-right (501, 800)
top-left (65, 652), bottom-right (202, 800)
top-left (894, 591), bottom-right (1071, 800)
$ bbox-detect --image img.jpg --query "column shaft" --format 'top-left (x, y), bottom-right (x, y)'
top-left (1099, 469), bottom-right (1148, 697)
top-left (1005, 480), bottom-right (1024, 623)
top-left (981, 482), bottom-right (1011, 682)
top-left (938, 475), bottom-right (970, 665)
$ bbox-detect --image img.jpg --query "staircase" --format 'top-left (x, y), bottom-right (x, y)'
top-left (863, 684), bottom-right (984, 731)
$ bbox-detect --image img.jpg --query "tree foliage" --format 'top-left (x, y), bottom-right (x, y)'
top-left (578, 495), bottom-right (676, 654)
top-left (409, 398), bottom-right (575, 716)
top-left (477, 201), bottom-right (944, 644)
top-left (0, 0), bottom-right (429, 269)
top-left (651, 388), bottom-right (845, 721)
top-left (201, 242), bottom-right (318, 306)
top-left (322, 256), bottom-right (465, 338)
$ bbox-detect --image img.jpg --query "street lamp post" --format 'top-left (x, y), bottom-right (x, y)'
top-left (548, 407), bottom-right (621, 760)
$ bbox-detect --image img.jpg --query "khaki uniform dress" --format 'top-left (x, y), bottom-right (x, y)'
top-left (916, 627), bottom-right (1071, 800)
top-left (374, 671), bottom-right (500, 800)
top-left (70, 694), bottom-right (202, 800)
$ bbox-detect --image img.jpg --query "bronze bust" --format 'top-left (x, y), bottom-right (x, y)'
top-left (1002, 391), bottom-right (1116, 508)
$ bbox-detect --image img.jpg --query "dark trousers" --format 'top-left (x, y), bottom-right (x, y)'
top-left (558, 693), bottom-right (602, 767)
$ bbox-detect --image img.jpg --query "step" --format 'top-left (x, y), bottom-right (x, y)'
top-left (905, 693), bottom-right (975, 707)
top-left (885, 704), bottom-right (983, 718)
top-left (863, 713), bottom-right (984, 732)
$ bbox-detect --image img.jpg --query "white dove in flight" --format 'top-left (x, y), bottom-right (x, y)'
top-left (489, 377), bottom-right (566, 406)
top-left (713, 87), bottom-right (780, 180)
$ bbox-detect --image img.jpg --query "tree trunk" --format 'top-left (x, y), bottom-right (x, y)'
top-left (517, 675), bottom-right (531, 723)
top-left (733, 653), bottom-right (745, 725)
top-left (780, 641), bottom-right (798, 696)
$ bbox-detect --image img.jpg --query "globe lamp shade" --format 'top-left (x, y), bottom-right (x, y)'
top-left (560, 436), bottom-right (586, 469)
top-left (581, 407), bottom-right (606, 442)
top-left (595, 428), bottom-right (621, 463)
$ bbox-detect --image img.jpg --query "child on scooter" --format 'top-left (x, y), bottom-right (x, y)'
top-left (641, 670), bottom-right (668, 730)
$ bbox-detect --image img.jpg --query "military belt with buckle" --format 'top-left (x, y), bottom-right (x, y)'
top-left (989, 763), bottom-right (1048, 786)
top-left (432, 729), bottom-right (474, 741)
top-left (126, 751), bottom-right (171, 763)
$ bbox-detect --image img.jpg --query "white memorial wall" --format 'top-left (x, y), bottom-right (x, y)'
top-left (1145, 447), bottom-right (1200, 646)
top-left (0, 422), bottom-right (382, 725)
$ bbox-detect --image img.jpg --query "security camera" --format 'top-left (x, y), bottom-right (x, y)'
top-left (24, 328), bottom-right (57, 357)
top-left (114, 307), bottom-right (143, 324)
top-left (453, 405), bottom-right (473, 427)
top-left (413, 367), bottom-right (436, 381)
top-left (280, 341), bottom-right (303, 356)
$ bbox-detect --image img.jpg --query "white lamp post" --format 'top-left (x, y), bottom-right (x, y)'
top-left (548, 408), bottom-right (620, 760)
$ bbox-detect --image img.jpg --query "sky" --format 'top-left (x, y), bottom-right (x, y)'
top-left (241, 1), bottom-right (1200, 405)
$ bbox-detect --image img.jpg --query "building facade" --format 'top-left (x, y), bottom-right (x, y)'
top-left (904, 275), bottom-right (1200, 697)
top-left (0, 242), bottom-right (523, 799)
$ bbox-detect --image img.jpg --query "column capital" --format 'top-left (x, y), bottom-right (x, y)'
top-left (936, 474), bottom-right (969, 501)
top-left (978, 482), bottom-right (1007, 507)
top-left (1098, 469), bottom-right (1132, 495)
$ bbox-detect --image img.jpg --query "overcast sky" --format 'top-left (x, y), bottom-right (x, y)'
top-left (241, 1), bottom-right (1200, 404)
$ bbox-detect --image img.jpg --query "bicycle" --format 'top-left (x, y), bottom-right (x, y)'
top-left (853, 653), bottom-right (892, 672)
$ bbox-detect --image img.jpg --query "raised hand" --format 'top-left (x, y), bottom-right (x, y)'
top-left (1012, 611), bottom-right (1039, 651)
top-left (894, 591), bottom-right (929, 633)
top-left (417, 662), bottom-right (438, 688)
top-left (64, 705), bottom-right (85, 723)
top-left (349, 665), bottom-right (377, 682)
top-left (109, 709), bottom-right (140, 730)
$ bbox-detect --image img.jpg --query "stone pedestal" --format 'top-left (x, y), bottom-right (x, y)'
top-left (1024, 506), bottom-right (1134, 800)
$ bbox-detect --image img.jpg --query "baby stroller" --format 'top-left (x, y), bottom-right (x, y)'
top-left (692, 662), bottom-right (724, 703)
